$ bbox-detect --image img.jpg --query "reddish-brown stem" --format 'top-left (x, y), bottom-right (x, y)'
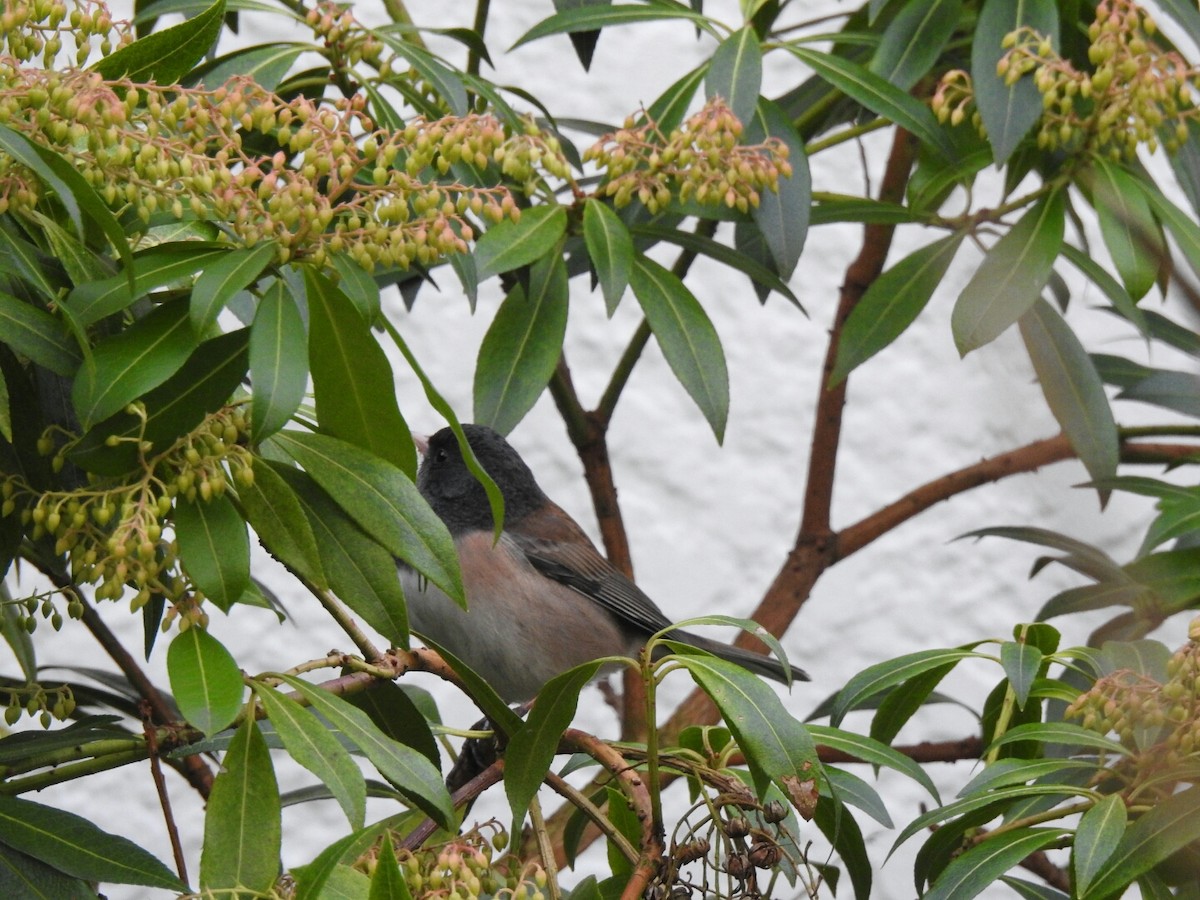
top-left (142, 708), bottom-right (188, 883)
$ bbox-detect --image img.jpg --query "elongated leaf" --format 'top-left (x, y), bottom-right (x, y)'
top-left (870, 661), bottom-right (958, 748)
top-left (810, 197), bottom-right (915, 225)
top-left (1136, 178), bottom-right (1200, 282)
top-left (174, 492), bottom-right (251, 613)
top-left (832, 647), bottom-right (983, 725)
top-left (200, 717), bottom-right (281, 895)
top-left (0, 843), bottom-right (95, 899)
top-left (253, 683), bottom-right (366, 829)
top-left (972, 0), bottom-right (1059, 164)
top-left (1019, 297), bottom-right (1119, 496)
top-left (65, 245), bottom-right (230, 328)
top-left (166, 627), bottom-right (243, 736)
top-left (823, 766), bottom-right (892, 827)
top-left (238, 460), bottom-right (325, 588)
top-left (0, 587), bottom-right (35, 681)
top-left (512, 4), bottom-right (713, 48)
top-left (677, 655), bottom-right (820, 803)
top-left (0, 796), bottom-right (186, 891)
top-left (375, 37), bottom-right (469, 116)
top-left (0, 291), bottom-right (79, 375)
top-left (583, 199), bottom-right (633, 314)
top-left (1060, 243), bottom-right (1146, 335)
top-left (925, 828), bottom-right (1068, 900)
top-left (1119, 369), bottom-right (1200, 418)
top-left (706, 26), bottom-right (762, 124)
top-left (0, 224), bottom-right (59, 302)
top-left (1082, 786), bottom-right (1200, 898)
top-left (272, 431), bottom-right (463, 604)
top-left (894, 786), bottom-right (1082, 854)
top-left (249, 279), bottom-right (308, 444)
top-left (474, 252), bottom-right (569, 435)
top-left (72, 301), bottom-right (198, 429)
top-left (473, 207), bottom-right (568, 281)
top-left (276, 674), bottom-right (454, 829)
top-left (1074, 794), bottom-right (1127, 896)
top-left (506, 661), bottom-right (604, 834)
top-left (870, 0), bottom-right (963, 90)
top-left (999, 640), bottom-right (1043, 710)
top-left (953, 191), bottom-right (1065, 354)
top-left (646, 64), bottom-right (706, 134)
top-left (191, 241), bottom-right (277, 334)
top-left (813, 789), bottom-right (871, 900)
top-left (630, 254), bottom-right (729, 442)
top-left (984, 721), bottom-right (1128, 756)
top-left (748, 99), bottom-right (809, 280)
top-left (93, 0), bottom-right (225, 83)
top-left (1088, 159), bottom-right (1163, 301)
top-left (306, 269), bottom-right (415, 476)
top-left (806, 725), bottom-right (940, 801)
top-left (831, 233), bottom-right (964, 385)
top-left (957, 758), bottom-right (1096, 798)
top-left (369, 842), bottom-right (412, 900)
top-left (195, 42), bottom-right (306, 90)
top-left (785, 46), bottom-right (958, 163)
top-left (1158, 0), bottom-right (1200, 49)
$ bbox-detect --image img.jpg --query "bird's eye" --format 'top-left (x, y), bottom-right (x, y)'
top-left (435, 448), bottom-right (449, 463)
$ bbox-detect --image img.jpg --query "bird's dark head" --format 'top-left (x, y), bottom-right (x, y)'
top-left (416, 424), bottom-right (547, 534)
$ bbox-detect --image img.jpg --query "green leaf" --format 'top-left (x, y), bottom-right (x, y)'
top-left (0, 586), bottom-right (35, 682)
top-left (952, 191), bottom-right (1065, 354)
top-left (870, 0), bottom-right (963, 90)
top-left (511, 4), bottom-right (714, 49)
top-left (249, 279), bottom-right (308, 444)
top-left (194, 42), bottom-right (306, 91)
top-left (999, 640), bottom-right (1043, 710)
top-left (1074, 794), bottom-right (1127, 896)
top-left (785, 46), bottom-right (958, 163)
top-left (1019, 297), bottom-right (1119, 496)
top-left (190, 241), bottom-right (277, 335)
top-left (375, 37), bottom-right (469, 116)
top-left (1135, 177), bottom-right (1200, 282)
top-left (894, 787), bottom-right (1082, 854)
top-left (0, 223), bottom-right (60, 302)
top-left (645, 64), bottom-right (706, 134)
top-left (272, 464), bottom-right (409, 643)
top-left (473, 207), bottom-right (568, 281)
top-left (72, 300), bottom-right (198, 429)
top-left (630, 254), bottom-right (729, 442)
top-left (306, 268), bottom-right (416, 476)
top-left (677, 655), bottom-right (820, 803)
top-left (1082, 786), bottom-right (1200, 898)
top-left (810, 196), bottom-right (915, 225)
top-left (1118, 369), bottom-right (1200, 419)
top-left (0, 795), bottom-right (186, 891)
top-left (345, 682), bottom-right (440, 768)
top-left (583, 199), bottom-right (633, 314)
top-left (1156, 0), bottom-right (1200, 66)
top-left (238, 460), bottom-right (326, 589)
top-left (273, 431), bottom-right (463, 604)
top-left (329, 254), bottom-right (382, 321)
top-left (824, 766), bottom-right (892, 827)
top-left (1060, 243), bottom-right (1146, 335)
top-left (813, 789), bottom-right (871, 900)
top-left (200, 717), bottom-right (281, 896)
top-left (806, 724), bottom-right (941, 801)
top-left (474, 252), bottom-right (569, 435)
top-left (0, 843), bottom-right (96, 899)
top-left (0, 291), bottom-right (79, 375)
top-left (706, 26), bottom-right (762, 125)
top-left (276, 673), bottom-right (454, 829)
top-left (924, 828), bottom-right (1068, 900)
top-left (832, 647), bottom-right (983, 725)
top-left (506, 661), bottom-right (604, 834)
top-left (1088, 160), bottom-right (1164, 301)
top-left (748, 99), bottom-right (810, 280)
top-left (174, 492), bottom-right (251, 613)
top-left (253, 683), bottom-right (367, 830)
top-left (166, 627), bottom-right (243, 736)
top-left (971, 0), bottom-right (1058, 164)
top-left (369, 842), bottom-right (412, 900)
top-left (93, 0), bottom-right (226, 83)
top-left (984, 721), bottom-right (1129, 756)
top-left (830, 233), bottom-right (964, 385)
top-left (870, 661), bottom-right (958, 748)
top-left (957, 758), bottom-right (1097, 797)
top-left (65, 244), bottom-right (230, 328)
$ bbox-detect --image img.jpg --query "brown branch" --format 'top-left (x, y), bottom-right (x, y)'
top-left (142, 708), bottom-right (188, 883)
top-left (816, 735), bottom-right (983, 766)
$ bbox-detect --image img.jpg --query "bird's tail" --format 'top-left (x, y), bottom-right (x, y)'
top-left (658, 630), bottom-right (807, 685)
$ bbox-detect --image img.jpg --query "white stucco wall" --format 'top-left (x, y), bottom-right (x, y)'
top-left (6, 2), bottom-right (1197, 897)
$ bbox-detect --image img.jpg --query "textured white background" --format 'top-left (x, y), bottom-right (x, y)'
top-left (7, 2), bottom-right (1198, 898)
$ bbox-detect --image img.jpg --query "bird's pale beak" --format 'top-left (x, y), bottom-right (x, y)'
top-left (413, 433), bottom-right (429, 455)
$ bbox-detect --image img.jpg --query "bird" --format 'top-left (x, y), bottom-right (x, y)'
top-left (399, 423), bottom-right (805, 702)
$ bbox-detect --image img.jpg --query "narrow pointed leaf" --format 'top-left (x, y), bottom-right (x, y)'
top-left (984, 721), bottom-right (1129, 756)
top-left (0, 291), bottom-right (79, 375)
top-left (925, 828), bottom-right (1068, 900)
top-left (646, 64), bottom-right (706, 133)
top-left (238, 459), bottom-right (326, 588)
top-left (512, 5), bottom-right (713, 49)
top-left (195, 42), bottom-right (306, 91)
top-left (953, 191), bottom-right (1064, 354)
top-left (748, 99), bottom-right (809, 280)
top-left (306, 269), bottom-right (415, 476)
top-left (583, 199), bottom-right (633, 314)
top-left (200, 717), bottom-right (281, 895)
top-left (174, 492), bottom-right (250, 613)
top-left (72, 301), bottom-right (198, 429)
top-left (473, 207), bottom-right (567, 280)
top-left (806, 725), bottom-right (940, 801)
top-left (474, 252), bottom-right (569, 435)
top-left (369, 842), bottom-right (412, 900)
top-left (999, 640), bottom-right (1043, 710)
top-left (0, 843), bottom-right (95, 899)
top-left (631, 254), bottom-right (728, 442)
top-left (0, 796), bottom-right (186, 891)
top-left (166, 627), bottom-right (243, 736)
top-left (1135, 177), bottom-right (1200, 282)
top-left (276, 673), bottom-right (454, 829)
top-left (871, 0), bottom-right (963, 90)
top-left (1089, 160), bottom-right (1163, 301)
top-left (250, 279), bottom-right (308, 444)
top-left (272, 431), bottom-right (463, 604)
top-left (92, 0), bottom-right (225, 83)
top-left (831, 233), bottom-right (964, 384)
top-left (1060, 243), bottom-right (1146, 335)
top-left (253, 683), bottom-right (367, 829)
top-left (823, 767), bottom-right (892, 827)
top-left (1019, 297), bottom-right (1118, 495)
top-left (1073, 794), bottom-right (1127, 896)
top-left (832, 648), bottom-right (982, 725)
top-left (706, 26), bottom-right (762, 124)
top-left (972, 0), bottom-right (1059, 164)
top-left (190, 241), bottom-right (277, 334)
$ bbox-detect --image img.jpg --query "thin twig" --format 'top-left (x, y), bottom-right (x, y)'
top-left (144, 708), bottom-right (188, 884)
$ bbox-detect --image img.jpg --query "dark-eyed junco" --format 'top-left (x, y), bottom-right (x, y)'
top-left (399, 424), bottom-right (804, 702)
